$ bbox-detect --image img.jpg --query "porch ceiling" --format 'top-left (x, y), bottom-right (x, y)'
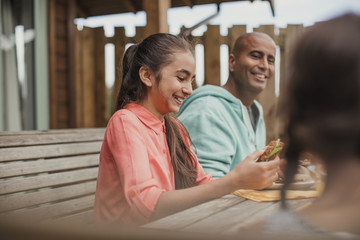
top-left (76, 0), bottom-right (275, 18)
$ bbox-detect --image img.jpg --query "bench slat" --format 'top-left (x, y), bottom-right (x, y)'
top-left (0, 181), bottom-right (97, 212)
top-left (0, 142), bottom-right (102, 162)
top-left (0, 154), bottom-right (99, 178)
top-left (55, 209), bottom-right (95, 225)
top-left (0, 168), bottom-right (98, 195)
top-left (0, 128), bottom-right (105, 136)
top-left (4, 195), bottom-right (95, 221)
top-left (0, 130), bottom-right (105, 147)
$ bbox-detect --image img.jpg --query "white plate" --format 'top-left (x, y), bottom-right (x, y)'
top-left (265, 181), bottom-right (316, 190)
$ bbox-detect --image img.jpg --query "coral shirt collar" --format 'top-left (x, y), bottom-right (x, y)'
top-left (124, 103), bottom-right (165, 134)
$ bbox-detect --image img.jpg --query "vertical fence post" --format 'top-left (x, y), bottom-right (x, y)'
top-left (227, 25), bottom-right (247, 52)
top-left (203, 25), bottom-right (221, 86)
top-left (254, 25), bottom-right (278, 142)
top-left (277, 24), bottom-right (304, 140)
top-left (112, 27), bottom-right (126, 114)
top-left (94, 27), bottom-right (107, 127)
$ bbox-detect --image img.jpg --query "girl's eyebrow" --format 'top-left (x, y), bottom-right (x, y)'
top-left (176, 69), bottom-right (191, 76)
top-left (177, 69), bottom-right (196, 79)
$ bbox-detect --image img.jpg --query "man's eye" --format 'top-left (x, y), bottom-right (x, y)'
top-left (268, 58), bottom-right (275, 64)
top-left (177, 76), bottom-right (185, 81)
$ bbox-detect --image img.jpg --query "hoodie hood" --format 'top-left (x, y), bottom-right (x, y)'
top-left (178, 85), bottom-right (241, 115)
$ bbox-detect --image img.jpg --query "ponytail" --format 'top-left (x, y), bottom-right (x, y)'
top-left (165, 115), bottom-right (197, 189)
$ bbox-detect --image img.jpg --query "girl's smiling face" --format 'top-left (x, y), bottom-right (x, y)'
top-left (139, 50), bottom-right (196, 120)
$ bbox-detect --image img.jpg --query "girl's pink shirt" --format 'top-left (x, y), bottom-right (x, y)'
top-left (94, 103), bottom-right (213, 226)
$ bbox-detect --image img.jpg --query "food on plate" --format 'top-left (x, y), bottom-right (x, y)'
top-left (293, 165), bottom-right (315, 182)
top-left (257, 139), bottom-right (284, 162)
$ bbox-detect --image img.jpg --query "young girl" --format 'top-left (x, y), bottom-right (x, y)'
top-left (94, 33), bottom-right (280, 226)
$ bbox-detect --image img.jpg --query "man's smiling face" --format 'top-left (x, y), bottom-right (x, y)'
top-left (230, 34), bottom-right (276, 94)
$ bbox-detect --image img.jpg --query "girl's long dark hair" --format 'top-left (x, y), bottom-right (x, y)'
top-left (280, 13), bottom-right (360, 208)
top-left (115, 33), bottom-right (197, 189)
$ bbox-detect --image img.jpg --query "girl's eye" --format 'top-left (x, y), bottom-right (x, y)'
top-left (177, 76), bottom-right (185, 81)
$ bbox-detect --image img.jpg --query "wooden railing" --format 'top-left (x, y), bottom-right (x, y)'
top-left (74, 24), bottom-right (306, 141)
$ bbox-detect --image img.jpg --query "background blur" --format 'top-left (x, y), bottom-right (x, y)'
top-left (1, 0), bottom-right (360, 142)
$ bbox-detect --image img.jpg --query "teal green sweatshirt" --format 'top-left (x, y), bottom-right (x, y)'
top-left (177, 85), bottom-right (266, 178)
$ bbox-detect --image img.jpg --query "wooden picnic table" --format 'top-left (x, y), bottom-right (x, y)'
top-left (143, 193), bottom-right (314, 235)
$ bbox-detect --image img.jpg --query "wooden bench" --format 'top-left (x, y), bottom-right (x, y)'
top-left (0, 128), bottom-right (105, 225)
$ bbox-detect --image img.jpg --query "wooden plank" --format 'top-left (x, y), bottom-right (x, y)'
top-left (93, 27), bottom-right (107, 127)
top-left (48, 0), bottom-right (58, 129)
top-left (113, 27), bottom-right (126, 112)
top-left (0, 131), bottom-right (104, 147)
top-left (75, 26), bottom-right (84, 127)
top-left (203, 25), bottom-right (221, 86)
top-left (143, 0), bottom-right (170, 37)
top-left (0, 154), bottom-right (99, 178)
top-left (0, 181), bottom-right (96, 212)
top-left (82, 27), bottom-right (96, 128)
top-left (254, 25), bottom-right (278, 142)
top-left (182, 198), bottom-right (278, 234)
top-left (0, 167), bottom-right (98, 195)
top-left (0, 142), bottom-right (102, 162)
top-left (143, 195), bottom-right (245, 231)
top-left (227, 25), bottom-right (247, 52)
top-left (5, 195), bottom-right (95, 221)
top-left (0, 128), bottom-right (105, 136)
top-left (67, 0), bottom-right (77, 128)
top-left (277, 25), bottom-right (304, 140)
top-left (55, 209), bottom-right (94, 224)
top-left (226, 198), bottom-right (314, 234)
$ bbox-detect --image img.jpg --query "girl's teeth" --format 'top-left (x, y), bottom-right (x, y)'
top-left (256, 74), bottom-right (265, 79)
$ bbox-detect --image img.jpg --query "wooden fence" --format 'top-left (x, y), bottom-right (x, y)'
top-left (75, 24), bottom-right (305, 142)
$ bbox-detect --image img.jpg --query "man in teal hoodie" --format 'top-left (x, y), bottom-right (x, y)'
top-left (178, 32), bottom-right (276, 178)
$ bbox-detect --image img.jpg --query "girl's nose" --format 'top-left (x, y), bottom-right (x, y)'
top-left (182, 81), bottom-right (193, 96)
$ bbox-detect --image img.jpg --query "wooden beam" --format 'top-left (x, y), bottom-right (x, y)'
top-left (203, 25), bottom-right (221, 86)
top-left (181, 0), bottom-right (194, 8)
top-left (122, 0), bottom-right (136, 13)
top-left (143, 0), bottom-right (170, 37)
top-left (48, 0), bottom-right (57, 129)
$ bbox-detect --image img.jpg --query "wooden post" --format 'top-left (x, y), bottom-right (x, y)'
top-left (75, 25), bottom-right (83, 128)
top-left (227, 25), bottom-right (247, 52)
top-left (203, 25), bottom-right (221, 86)
top-left (254, 25), bottom-right (278, 142)
top-left (277, 24), bottom-right (304, 139)
top-left (143, 0), bottom-right (170, 37)
top-left (94, 27), bottom-right (107, 127)
top-left (82, 27), bottom-right (96, 128)
top-left (134, 26), bottom-right (146, 43)
top-left (112, 27), bottom-right (126, 114)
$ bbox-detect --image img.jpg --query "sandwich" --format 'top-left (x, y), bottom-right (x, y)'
top-left (258, 139), bottom-right (284, 162)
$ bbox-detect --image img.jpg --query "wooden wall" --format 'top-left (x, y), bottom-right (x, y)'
top-left (73, 24), bottom-right (304, 140)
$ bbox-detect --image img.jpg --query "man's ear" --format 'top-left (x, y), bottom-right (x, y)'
top-left (139, 66), bottom-right (153, 87)
top-left (229, 53), bottom-right (236, 72)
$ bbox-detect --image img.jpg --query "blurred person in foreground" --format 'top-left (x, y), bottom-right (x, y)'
top-left (178, 32), bottom-right (276, 178)
top-left (261, 13), bottom-right (360, 239)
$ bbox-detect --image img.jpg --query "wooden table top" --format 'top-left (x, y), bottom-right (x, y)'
top-left (142, 194), bottom-right (314, 235)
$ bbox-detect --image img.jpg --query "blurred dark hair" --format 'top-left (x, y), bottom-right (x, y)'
top-left (281, 13), bottom-right (360, 206)
top-left (115, 33), bottom-right (197, 189)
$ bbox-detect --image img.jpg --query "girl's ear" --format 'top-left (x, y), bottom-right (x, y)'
top-left (139, 66), bottom-right (153, 87)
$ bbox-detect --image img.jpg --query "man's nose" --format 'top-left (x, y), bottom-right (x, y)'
top-left (259, 58), bottom-right (269, 70)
